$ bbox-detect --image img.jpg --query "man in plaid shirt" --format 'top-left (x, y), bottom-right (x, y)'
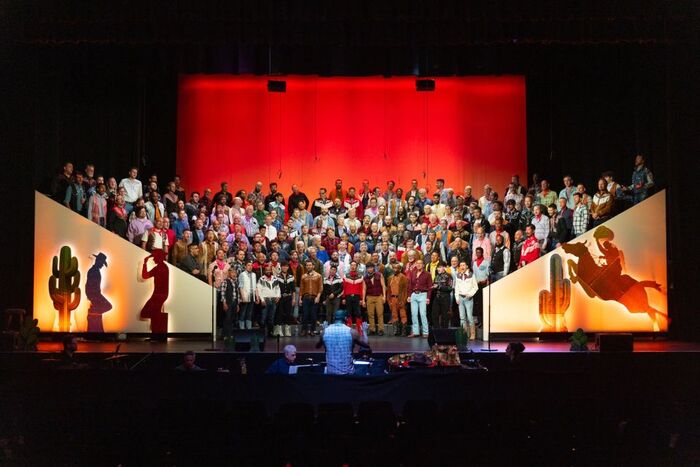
top-left (572, 192), bottom-right (590, 238)
top-left (317, 309), bottom-right (369, 375)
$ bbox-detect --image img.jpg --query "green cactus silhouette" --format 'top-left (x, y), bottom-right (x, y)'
top-left (48, 246), bottom-right (81, 332)
top-left (538, 254), bottom-right (571, 332)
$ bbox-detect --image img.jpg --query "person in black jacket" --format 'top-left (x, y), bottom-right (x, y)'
top-left (322, 265), bottom-right (344, 324)
top-left (548, 203), bottom-right (571, 250)
top-left (221, 268), bottom-right (240, 336)
top-left (431, 262), bottom-right (454, 329)
top-left (276, 262), bottom-right (297, 337)
top-left (179, 243), bottom-right (206, 281)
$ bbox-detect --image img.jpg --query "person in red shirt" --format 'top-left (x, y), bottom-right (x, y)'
top-left (161, 217), bottom-right (176, 252)
top-left (406, 259), bottom-right (433, 338)
top-left (344, 187), bottom-right (363, 219)
top-left (329, 179), bottom-right (345, 206)
top-left (342, 261), bottom-right (365, 333)
top-left (322, 228), bottom-right (340, 255)
top-left (519, 224), bottom-right (541, 268)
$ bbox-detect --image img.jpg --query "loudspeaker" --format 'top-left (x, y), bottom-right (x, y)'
top-left (596, 333), bottom-right (633, 352)
top-left (416, 79), bottom-right (436, 92)
top-left (267, 80), bottom-right (287, 93)
top-left (428, 328), bottom-right (457, 346)
top-left (231, 330), bottom-right (266, 352)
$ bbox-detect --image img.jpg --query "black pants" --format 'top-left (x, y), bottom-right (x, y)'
top-left (216, 291), bottom-right (224, 329)
top-left (473, 284), bottom-right (486, 325)
top-left (432, 294), bottom-right (451, 329)
top-left (345, 295), bottom-right (361, 319)
top-left (223, 299), bottom-right (237, 336)
top-left (275, 295), bottom-right (293, 325)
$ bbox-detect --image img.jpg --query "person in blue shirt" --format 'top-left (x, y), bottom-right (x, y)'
top-left (172, 209), bottom-right (190, 240)
top-left (64, 172), bottom-right (86, 215)
top-left (265, 345), bottom-right (298, 374)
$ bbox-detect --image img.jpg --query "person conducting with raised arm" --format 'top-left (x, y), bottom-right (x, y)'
top-left (316, 309), bottom-right (370, 375)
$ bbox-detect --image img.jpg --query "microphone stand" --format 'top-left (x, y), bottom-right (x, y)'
top-left (205, 270), bottom-right (220, 351)
top-left (481, 277), bottom-right (497, 352)
top-left (130, 352), bottom-right (154, 370)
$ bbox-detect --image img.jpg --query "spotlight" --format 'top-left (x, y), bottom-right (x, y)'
top-left (267, 80), bottom-right (286, 93)
top-left (416, 79), bottom-right (435, 92)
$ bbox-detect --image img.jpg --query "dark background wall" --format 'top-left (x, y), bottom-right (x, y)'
top-left (1, 0), bottom-right (697, 339)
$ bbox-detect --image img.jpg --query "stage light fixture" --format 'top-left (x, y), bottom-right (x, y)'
top-left (416, 79), bottom-right (435, 92)
top-left (267, 80), bottom-right (287, 92)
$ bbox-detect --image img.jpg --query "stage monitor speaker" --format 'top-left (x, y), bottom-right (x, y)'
top-left (267, 80), bottom-right (287, 92)
top-left (596, 333), bottom-right (633, 352)
top-left (231, 330), bottom-right (266, 352)
top-left (416, 79), bottom-right (436, 92)
top-left (428, 328), bottom-right (457, 346)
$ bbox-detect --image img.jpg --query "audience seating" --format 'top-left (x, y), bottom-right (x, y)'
top-left (3, 396), bottom-right (697, 465)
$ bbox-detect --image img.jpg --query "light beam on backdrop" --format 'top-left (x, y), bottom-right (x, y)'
top-left (176, 75), bottom-right (527, 201)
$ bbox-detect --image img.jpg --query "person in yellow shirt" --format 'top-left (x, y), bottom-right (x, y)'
top-left (426, 251), bottom-right (441, 280)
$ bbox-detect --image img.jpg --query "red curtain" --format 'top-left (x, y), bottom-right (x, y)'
top-left (177, 75), bottom-right (526, 199)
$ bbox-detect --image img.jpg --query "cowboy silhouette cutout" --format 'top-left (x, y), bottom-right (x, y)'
top-left (562, 226), bottom-right (667, 331)
top-left (139, 249), bottom-right (170, 336)
top-left (85, 252), bottom-right (112, 332)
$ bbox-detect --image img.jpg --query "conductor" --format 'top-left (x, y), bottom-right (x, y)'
top-left (316, 309), bottom-right (370, 375)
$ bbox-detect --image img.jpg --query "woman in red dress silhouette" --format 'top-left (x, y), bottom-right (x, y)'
top-left (140, 249), bottom-right (170, 337)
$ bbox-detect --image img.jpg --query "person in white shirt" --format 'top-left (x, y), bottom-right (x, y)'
top-left (256, 265), bottom-right (281, 336)
top-left (453, 261), bottom-right (479, 339)
top-left (141, 217), bottom-right (169, 253)
top-left (118, 167), bottom-right (143, 215)
top-left (478, 184), bottom-right (493, 212)
top-left (503, 183), bottom-right (524, 211)
top-left (314, 208), bottom-right (336, 230)
top-left (238, 261), bottom-right (257, 330)
top-left (262, 215), bottom-right (278, 242)
top-left (530, 204), bottom-right (550, 251)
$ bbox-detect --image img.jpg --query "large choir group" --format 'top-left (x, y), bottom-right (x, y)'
top-left (48, 154), bottom-right (654, 339)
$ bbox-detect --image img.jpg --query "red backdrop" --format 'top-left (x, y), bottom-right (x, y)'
top-left (177, 75), bottom-right (526, 200)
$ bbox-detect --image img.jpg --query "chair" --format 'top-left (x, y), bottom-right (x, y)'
top-left (317, 403), bottom-right (355, 435)
top-left (401, 399), bottom-right (439, 427)
top-left (273, 403), bottom-right (315, 466)
top-left (1, 308), bottom-right (26, 350)
top-left (357, 400), bottom-right (397, 436)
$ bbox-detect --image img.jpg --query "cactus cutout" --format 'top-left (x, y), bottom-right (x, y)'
top-left (48, 246), bottom-right (81, 332)
top-left (538, 254), bottom-right (571, 332)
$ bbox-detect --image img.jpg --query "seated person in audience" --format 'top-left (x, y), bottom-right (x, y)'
top-left (265, 345), bottom-right (298, 375)
top-left (175, 350), bottom-right (205, 372)
top-left (58, 334), bottom-right (87, 368)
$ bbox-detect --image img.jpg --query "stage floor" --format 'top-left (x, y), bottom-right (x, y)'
top-left (34, 335), bottom-right (700, 355)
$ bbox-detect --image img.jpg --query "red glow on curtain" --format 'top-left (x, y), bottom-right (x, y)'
top-left (177, 75), bottom-right (526, 199)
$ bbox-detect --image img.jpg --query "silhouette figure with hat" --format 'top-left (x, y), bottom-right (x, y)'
top-left (86, 252), bottom-right (112, 332)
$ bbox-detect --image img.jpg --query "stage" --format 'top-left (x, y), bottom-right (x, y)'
top-left (28, 334), bottom-right (700, 355)
top-left (2, 334), bottom-right (698, 375)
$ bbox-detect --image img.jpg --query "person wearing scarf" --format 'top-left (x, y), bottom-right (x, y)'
top-left (87, 183), bottom-right (108, 227)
